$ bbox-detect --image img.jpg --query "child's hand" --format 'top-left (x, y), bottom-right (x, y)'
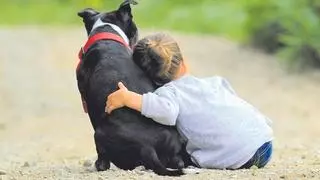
top-left (106, 82), bottom-right (128, 114)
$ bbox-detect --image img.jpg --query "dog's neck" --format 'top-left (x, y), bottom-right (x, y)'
top-left (90, 18), bottom-right (129, 46)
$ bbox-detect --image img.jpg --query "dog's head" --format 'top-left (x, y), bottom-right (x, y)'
top-left (78, 0), bottom-right (138, 47)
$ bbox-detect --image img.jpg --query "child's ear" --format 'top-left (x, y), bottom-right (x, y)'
top-left (180, 60), bottom-right (189, 75)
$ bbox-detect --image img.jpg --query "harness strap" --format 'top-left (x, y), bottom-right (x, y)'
top-left (77, 32), bottom-right (129, 71)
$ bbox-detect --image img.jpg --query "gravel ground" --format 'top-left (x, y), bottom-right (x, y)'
top-left (0, 27), bottom-right (319, 180)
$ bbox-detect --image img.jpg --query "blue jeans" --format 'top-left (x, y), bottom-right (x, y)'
top-left (239, 141), bottom-right (272, 169)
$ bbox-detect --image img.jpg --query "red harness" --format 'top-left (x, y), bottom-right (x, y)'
top-left (77, 32), bottom-right (130, 113)
top-left (77, 32), bottom-right (129, 72)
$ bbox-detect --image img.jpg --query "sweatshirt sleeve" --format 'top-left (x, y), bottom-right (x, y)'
top-left (141, 85), bottom-right (179, 126)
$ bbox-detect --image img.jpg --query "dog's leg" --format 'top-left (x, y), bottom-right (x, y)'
top-left (180, 146), bottom-right (197, 167)
top-left (157, 150), bottom-right (184, 169)
top-left (140, 146), bottom-right (184, 176)
top-left (95, 151), bottom-right (110, 171)
top-left (94, 129), bottom-right (111, 171)
top-left (166, 155), bottom-right (185, 169)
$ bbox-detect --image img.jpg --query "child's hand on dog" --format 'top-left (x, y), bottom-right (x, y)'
top-left (106, 82), bottom-right (143, 114)
top-left (106, 82), bottom-right (128, 113)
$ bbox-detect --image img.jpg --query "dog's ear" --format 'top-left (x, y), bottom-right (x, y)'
top-left (78, 8), bottom-right (99, 19)
top-left (78, 8), bottom-right (100, 35)
top-left (117, 0), bottom-right (138, 21)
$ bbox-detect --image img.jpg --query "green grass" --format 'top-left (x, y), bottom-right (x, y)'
top-left (0, 0), bottom-right (247, 40)
top-left (0, 1), bottom-right (118, 25)
top-left (2, 0), bottom-right (319, 69)
top-left (134, 1), bottom-right (247, 40)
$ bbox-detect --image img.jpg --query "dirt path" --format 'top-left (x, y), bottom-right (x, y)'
top-left (0, 28), bottom-right (319, 180)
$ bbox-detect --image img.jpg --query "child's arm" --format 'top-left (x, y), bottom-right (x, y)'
top-left (106, 82), bottom-right (142, 113)
top-left (106, 82), bottom-right (179, 126)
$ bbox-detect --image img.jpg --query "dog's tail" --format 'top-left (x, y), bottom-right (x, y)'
top-left (140, 146), bottom-right (184, 176)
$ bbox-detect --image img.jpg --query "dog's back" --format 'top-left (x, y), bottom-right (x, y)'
top-left (81, 31), bottom-right (177, 160)
top-left (76, 1), bottom-right (186, 176)
top-left (80, 36), bottom-right (153, 125)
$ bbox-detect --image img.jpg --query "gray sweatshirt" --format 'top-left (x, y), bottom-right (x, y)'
top-left (141, 75), bottom-right (273, 169)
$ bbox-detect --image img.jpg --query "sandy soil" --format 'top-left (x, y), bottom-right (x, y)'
top-left (0, 28), bottom-right (319, 180)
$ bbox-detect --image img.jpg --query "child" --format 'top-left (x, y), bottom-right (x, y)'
top-left (105, 33), bottom-right (273, 169)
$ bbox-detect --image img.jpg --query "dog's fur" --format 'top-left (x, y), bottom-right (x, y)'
top-left (76, 0), bottom-right (188, 176)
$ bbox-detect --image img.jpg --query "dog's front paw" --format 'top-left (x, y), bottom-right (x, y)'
top-left (95, 159), bottom-right (110, 171)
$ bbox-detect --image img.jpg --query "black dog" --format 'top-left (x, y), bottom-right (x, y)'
top-left (76, 0), bottom-right (188, 176)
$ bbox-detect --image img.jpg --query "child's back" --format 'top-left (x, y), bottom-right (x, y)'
top-left (142, 74), bottom-right (273, 169)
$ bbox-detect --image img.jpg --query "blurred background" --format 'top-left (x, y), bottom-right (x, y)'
top-left (2, 0), bottom-right (320, 69)
top-left (0, 0), bottom-right (319, 179)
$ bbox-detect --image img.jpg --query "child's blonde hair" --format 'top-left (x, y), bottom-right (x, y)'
top-left (133, 33), bottom-right (183, 86)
